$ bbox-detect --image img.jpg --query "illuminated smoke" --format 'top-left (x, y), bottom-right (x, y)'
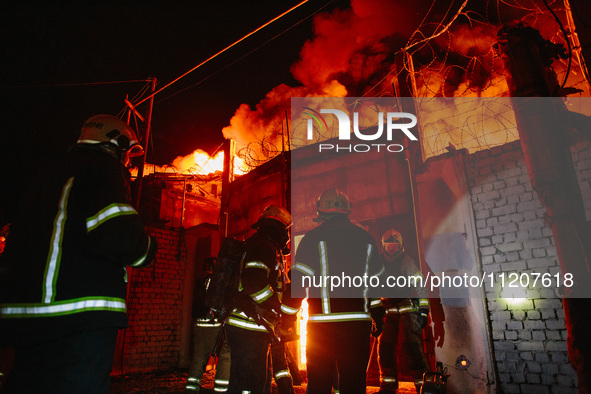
top-left (290, 0), bottom-right (420, 92)
top-left (222, 0), bottom-right (434, 161)
top-left (204, 0), bottom-right (586, 169)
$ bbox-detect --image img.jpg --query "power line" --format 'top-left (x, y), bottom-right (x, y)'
top-left (156, 0), bottom-right (338, 105)
top-left (1, 79), bottom-right (150, 89)
top-left (133, 0), bottom-right (310, 107)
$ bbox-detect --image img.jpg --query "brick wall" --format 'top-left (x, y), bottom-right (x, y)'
top-left (119, 225), bottom-right (187, 373)
top-left (464, 140), bottom-right (591, 393)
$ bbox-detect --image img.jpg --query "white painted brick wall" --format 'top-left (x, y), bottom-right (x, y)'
top-left (465, 139), bottom-right (591, 393)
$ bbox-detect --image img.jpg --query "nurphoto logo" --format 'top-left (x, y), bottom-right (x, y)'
top-left (303, 107), bottom-right (418, 153)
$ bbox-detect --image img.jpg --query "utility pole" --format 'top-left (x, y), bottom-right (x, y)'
top-left (392, 50), bottom-right (427, 280)
top-left (134, 77), bottom-right (157, 209)
top-left (393, 49), bottom-right (439, 371)
top-left (497, 22), bottom-right (591, 393)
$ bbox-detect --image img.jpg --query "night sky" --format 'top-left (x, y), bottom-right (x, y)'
top-left (0, 0), bottom-right (349, 219)
top-left (1, 1), bottom-right (341, 159)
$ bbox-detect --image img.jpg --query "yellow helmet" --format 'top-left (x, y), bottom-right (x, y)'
top-left (78, 114), bottom-right (144, 163)
top-left (253, 204), bottom-right (292, 229)
top-left (317, 188), bottom-right (352, 215)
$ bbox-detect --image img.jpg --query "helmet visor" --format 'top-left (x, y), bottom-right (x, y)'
top-left (383, 242), bottom-right (401, 256)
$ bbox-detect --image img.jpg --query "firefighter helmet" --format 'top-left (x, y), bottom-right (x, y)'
top-left (253, 204), bottom-right (292, 229)
top-left (316, 188), bottom-right (352, 216)
top-left (77, 114), bottom-right (144, 164)
top-left (381, 229), bottom-right (404, 256)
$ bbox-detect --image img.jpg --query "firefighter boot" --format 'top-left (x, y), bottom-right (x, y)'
top-left (415, 380), bottom-right (423, 393)
top-left (376, 380), bottom-right (397, 394)
top-left (183, 378), bottom-right (200, 393)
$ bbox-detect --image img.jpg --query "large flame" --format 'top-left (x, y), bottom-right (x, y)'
top-left (221, 0), bottom-right (426, 157)
top-left (135, 149), bottom-right (247, 177)
top-left (220, 0), bottom-right (477, 159)
top-left (162, 1), bottom-right (589, 173)
top-left (170, 149), bottom-right (248, 176)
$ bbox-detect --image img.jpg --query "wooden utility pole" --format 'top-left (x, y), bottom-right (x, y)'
top-left (134, 77), bottom-right (157, 209)
top-left (497, 23), bottom-right (591, 393)
top-left (113, 77), bottom-right (157, 374)
top-left (392, 50), bottom-right (429, 294)
top-left (393, 50), bottom-right (439, 371)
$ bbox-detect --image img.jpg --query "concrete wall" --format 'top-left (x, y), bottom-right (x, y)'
top-left (463, 139), bottom-right (591, 393)
top-left (416, 153), bottom-right (496, 393)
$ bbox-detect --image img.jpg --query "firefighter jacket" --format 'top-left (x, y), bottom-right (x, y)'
top-left (226, 232), bottom-right (294, 333)
top-left (290, 215), bottom-right (385, 324)
top-left (0, 146), bottom-right (157, 346)
top-left (193, 275), bottom-right (222, 328)
top-left (381, 252), bottom-right (429, 315)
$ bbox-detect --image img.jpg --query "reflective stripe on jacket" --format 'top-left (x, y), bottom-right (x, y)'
top-left (227, 233), bottom-right (284, 333)
top-left (0, 147), bottom-right (156, 346)
top-left (291, 215), bottom-right (385, 324)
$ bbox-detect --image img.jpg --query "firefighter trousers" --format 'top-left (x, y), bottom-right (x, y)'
top-left (3, 327), bottom-right (118, 394)
top-left (270, 340), bottom-right (294, 394)
top-left (306, 320), bottom-right (371, 394)
top-left (186, 324), bottom-right (231, 392)
top-left (225, 325), bottom-right (272, 393)
top-left (378, 313), bottom-right (428, 390)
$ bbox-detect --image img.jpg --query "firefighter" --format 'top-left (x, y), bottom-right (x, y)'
top-left (0, 114), bottom-right (157, 394)
top-left (185, 257), bottom-right (231, 393)
top-left (289, 188), bottom-right (385, 394)
top-left (224, 204), bottom-right (297, 393)
top-left (377, 229), bottom-right (430, 393)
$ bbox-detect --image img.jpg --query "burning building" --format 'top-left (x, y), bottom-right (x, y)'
top-left (84, 1), bottom-right (591, 393)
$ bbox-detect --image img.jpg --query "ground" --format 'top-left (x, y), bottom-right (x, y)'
top-left (109, 369), bottom-right (418, 393)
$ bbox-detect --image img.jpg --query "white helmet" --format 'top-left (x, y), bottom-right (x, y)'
top-left (381, 229), bottom-right (404, 257)
top-left (78, 114), bottom-right (144, 165)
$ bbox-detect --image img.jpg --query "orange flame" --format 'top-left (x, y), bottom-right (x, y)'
top-left (134, 148), bottom-right (247, 177)
top-left (170, 149), bottom-right (247, 175)
top-left (299, 299), bottom-right (309, 366)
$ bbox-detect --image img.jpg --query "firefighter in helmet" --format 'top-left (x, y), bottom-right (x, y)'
top-left (225, 204), bottom-right (297, 393)
top-left (184, 257), bottom-right (231, 393)
top-left (0, 114), bottom-right (157, 393)
top-left (377, 229), bottom-right (430, 393)
top-left (77, 114), bottom-right (145, 167)
top-left (288, 188), bottom-right (385, 393)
